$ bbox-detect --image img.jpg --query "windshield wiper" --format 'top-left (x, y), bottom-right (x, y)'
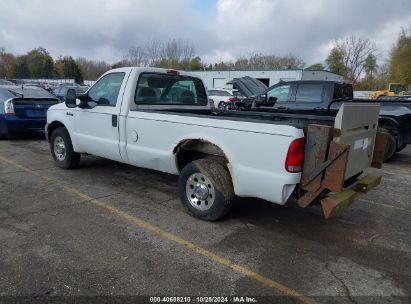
top-left (8, 89), bottom-right (24, 98)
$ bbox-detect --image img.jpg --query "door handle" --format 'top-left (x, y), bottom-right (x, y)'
top-left (314, 107), bottom-right (323, 111)
top-left (112, 115), bottom-right (118, 127)
top-left (277, 106), bottom-right (288, 110)
top-left (66, 112), bottom-right (74, 116)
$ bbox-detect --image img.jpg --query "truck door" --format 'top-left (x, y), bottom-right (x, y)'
top-left (290, 83), bottom-right (327, 115)
top-left (266, 83), bottom-right (292, 111)
top-left (73, 72), bottom-right (126, 162)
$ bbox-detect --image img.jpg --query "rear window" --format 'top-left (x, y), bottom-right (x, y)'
top-left (7, 87), bottom-right (56, 99)
top-left (295, 84), bottom-right (323, 102)
top-left (333, 83), bottom-right (353, 100)
top-left (135, 73), bottom-right (207, 106)
top-left (216, 90), bottom-right (231, 97)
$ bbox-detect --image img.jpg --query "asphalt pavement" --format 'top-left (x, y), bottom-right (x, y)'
top-left (0, 137), bottom-right (410, 304)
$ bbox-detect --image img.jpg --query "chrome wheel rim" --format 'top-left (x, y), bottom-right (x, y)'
top-left (218, 102), bottom-right (226, 110)
top-left (186, 173), bottom-right (215, 211)
top-left (54, 136), bottom-right (66, 161)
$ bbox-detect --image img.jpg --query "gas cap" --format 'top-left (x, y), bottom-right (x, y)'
top-left (131, 130), bottom-right (138, 142)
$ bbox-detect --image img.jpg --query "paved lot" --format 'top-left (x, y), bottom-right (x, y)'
top-left (0, 137), bottom-right (410, 303)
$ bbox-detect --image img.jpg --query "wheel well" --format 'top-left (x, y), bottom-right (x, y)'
top-left (47, 121), bottom-right (66, 142)
top-left (174, 139), bottom-right (229, 172)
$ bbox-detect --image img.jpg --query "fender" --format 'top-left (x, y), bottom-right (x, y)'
top-left (378, 116), bottom-right (400, 129)
top-left (46, 110), bottom-right (79, 151)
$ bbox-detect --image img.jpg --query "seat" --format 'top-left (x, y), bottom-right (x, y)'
top-left (138, 87), bottom-right (157, 103)
top-left (180, 90), bottom-right (195, 104)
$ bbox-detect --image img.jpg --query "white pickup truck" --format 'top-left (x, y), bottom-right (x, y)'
top-left (46, 67), bottom-right (386, 221)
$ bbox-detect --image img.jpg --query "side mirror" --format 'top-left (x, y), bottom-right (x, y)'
top-left (266, 96), bottom-right (277, 106)
top-left (65, 89), bottom-right (77, 108)
top-left (253, 94), bottom-right (267, 107)
top-left (75, 93), bottom-right (88, 108)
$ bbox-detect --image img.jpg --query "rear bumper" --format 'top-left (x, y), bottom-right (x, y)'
top-left (320, 174), bottom-right (381, 218)
top-left (0, 115), bottom-right (47, 135)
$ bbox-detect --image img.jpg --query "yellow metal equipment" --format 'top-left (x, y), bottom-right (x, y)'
top-left (368, 83), bottom-right (408, 99)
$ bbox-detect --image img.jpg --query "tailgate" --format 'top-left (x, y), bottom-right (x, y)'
top-left (298, 103), bottom-right (387, 218)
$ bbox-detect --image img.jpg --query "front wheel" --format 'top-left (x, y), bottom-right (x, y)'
top-left (178, 159), bottom-right (234, 221)
top-left (218, 101), bottom-right (226, 110)
top-left (50, 127), bottom-right (80, 169)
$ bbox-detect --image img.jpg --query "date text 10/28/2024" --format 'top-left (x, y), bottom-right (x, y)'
top-left (149, 296), bottom-right (258, 303)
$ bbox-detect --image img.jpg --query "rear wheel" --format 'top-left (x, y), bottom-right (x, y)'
top-left (50, 127), bottom-right (80, 169)
top-left (379, 128), bottom-right (397, 161)
top-left (396, 143), bottom-right (407, 152)
top-left (178, 159), bottom-right (234, 221)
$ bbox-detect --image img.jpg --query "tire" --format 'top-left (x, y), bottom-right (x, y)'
top-left (178, 158), bottom-right (234, 221)
top-left (218, 101), bottom-right (226, 110)
top-left (50, 127), bottom-right (80, 169)
top-left (396, 143), bottom-right (407, 152)
top-left (379, 128), bottom-right (397, 161)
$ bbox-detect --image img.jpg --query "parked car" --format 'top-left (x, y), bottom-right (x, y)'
top-left (9, 79), bottom-right (26, 85)
top-left (53, 85), bottom-right (88, 102)
top-left (0, 85), bottom-right (59, 138)
top-left (0, 80), bottom-right (14, 85)
top-left (45, 67), bottom-right (384, 221)
top-left (376, 95), bottom-right (411, 101)
top-left (207, 88), bottom-right (244, 110)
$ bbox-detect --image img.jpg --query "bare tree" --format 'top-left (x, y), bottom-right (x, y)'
top-left (334, 36), bottom-right (377, 83)
top-left (125, 38), bottom-right (197, 69)
top-left (75, 57), bottom-right (111, 80)
top-left (229, 53), bottom-right (305, 70)
top-left (126, 46), bottom-right (147, 67)
top-left (145, 39), bottom-right (161, 66)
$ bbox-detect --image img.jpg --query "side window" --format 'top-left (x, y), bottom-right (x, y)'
top-left (218, 91), bottom-right (231, 97)
top-left (295, 84), bottom-right (323, 102)
top-left (88, 73), bottom-right (125, 107)
top-left (134, 73), bottom-right (207, 106)
top-left (267, 85), bottom-right (291, 103)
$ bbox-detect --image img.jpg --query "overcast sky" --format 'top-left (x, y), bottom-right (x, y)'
top-left (1, 0), bottom-right (411, 66)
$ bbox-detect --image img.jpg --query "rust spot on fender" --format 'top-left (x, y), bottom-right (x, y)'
top-left (173, 139), bottom-right (230, 171)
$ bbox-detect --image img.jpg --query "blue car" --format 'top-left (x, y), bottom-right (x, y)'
top-left (0, 85), bottom-right (59, 138)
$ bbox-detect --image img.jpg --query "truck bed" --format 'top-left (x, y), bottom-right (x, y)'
top-left (153, 108), bottom-right (336, 130)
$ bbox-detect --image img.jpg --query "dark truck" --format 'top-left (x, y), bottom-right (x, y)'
top-left (230, 78), bottom-right (411, 161)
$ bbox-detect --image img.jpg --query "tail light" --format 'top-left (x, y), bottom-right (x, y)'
top-left (285, 137), bottom-right (305, 173)
top-left (4, 99), bottom-right (15, 115)
top-left (167, 69), bottom-right (179, 76)
top-left (228, 97), bottom-right (236, 102)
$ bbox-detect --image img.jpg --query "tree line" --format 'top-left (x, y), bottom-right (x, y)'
top-left (307, 29), bottom-right (411, 90)
top-left (1, 30), bottom-right (410, 89)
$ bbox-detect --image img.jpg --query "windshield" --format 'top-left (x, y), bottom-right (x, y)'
top-left (390, 84), bottom-right (406, 93)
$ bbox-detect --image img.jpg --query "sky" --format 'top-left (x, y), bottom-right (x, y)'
top-left (1, 0), bottom-right (411, 66)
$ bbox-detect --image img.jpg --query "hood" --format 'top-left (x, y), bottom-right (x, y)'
top-left (227, 76), bottom-right (267, 98)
